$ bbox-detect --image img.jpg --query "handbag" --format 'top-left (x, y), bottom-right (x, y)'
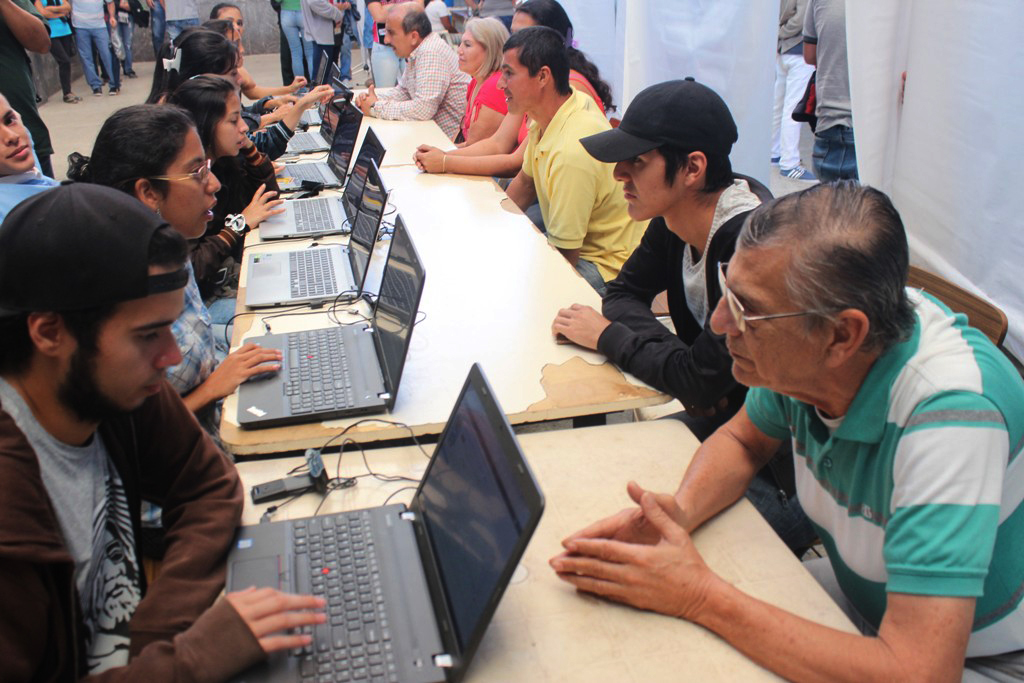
top-left (791, 70), bottom-right (817, 132)
top-left (128, 0), bottom-right (149, 29)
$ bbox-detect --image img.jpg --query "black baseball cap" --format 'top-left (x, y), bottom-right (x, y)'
top-left (580, 78), bottom-right (738, 163)
top-left (0, 183), bottom-right (189, 318)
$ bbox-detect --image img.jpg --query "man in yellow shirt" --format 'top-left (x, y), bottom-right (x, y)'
top-left (503, 26), bottom-right (645, 294)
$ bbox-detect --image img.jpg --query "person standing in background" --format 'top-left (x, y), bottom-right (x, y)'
top-left (34, 0), bottom-right (81, 102)
top-left (364, 0), bottom-right (422, 87)
top-left (164, 0), bottom-right (198, 42)
top-left (804, 0), bottom-right (857, 180)
top-left (148, 0), bottom-right (165, 57)
top-left (72, 0), bottom-right (121, 95)
top-left (466, 0), bottom-right (513, 30)
top-left (279, 0), bottom-right (313, 81)
top-left (114, 0), bottom-right (138, 78)
top-left (0, 0), bottom-right (54, 177)
top-left (771, 0), bottom-right (815, 181)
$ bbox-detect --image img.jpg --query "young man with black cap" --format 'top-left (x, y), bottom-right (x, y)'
top-left (552, 79), bottom-right (815, 552)
top-left (0, 184), bottom-right (324, 679)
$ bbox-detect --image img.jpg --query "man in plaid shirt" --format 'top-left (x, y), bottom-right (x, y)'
top-left (356, 3), bottom-right (470, 140)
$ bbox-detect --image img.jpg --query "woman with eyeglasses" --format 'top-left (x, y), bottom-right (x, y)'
top-left (67, 105), bottom-right (282, 436)
top-left (167, 75), bottom-right (286, 308)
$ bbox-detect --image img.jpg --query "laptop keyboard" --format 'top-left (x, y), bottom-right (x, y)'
top-left (285, 164), bottom-right (332, 185)
top-left (290, 250), bottom-right (338, 300)
top-left (285, 326), bottom-right (356, 414)
top-left (291, 512), bottom-right (399, 682)
top-left (289, 131), bottom-right (325, 152)
top-left (293, 199), bottom-right (334, 233)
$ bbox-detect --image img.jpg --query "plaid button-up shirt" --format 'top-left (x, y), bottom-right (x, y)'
top-left (371, 32), bottom-right (471, 140)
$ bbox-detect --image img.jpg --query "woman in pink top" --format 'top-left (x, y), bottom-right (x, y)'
top-left (456, 17), bottom-right (509, 145)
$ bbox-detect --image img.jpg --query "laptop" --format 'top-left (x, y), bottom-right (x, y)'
top-left (278, 100), bottom-right (363, 192)
top-left (245, 164), bottom-right (390, 305)
top-left (261, 156), bottom-right (389, 241)
top-left (228, 363), bottom-right (545, 683)
top-left (342, 127), bottom-right (387, 222)
top-left (300, 62), bottom-right (352, 126)
top-left (237, 216), bottom-right (424, 427)
top-left (287, 96), bottom-right (342, 155)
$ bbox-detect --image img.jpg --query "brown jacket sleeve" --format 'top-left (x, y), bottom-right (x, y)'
top-left (122, 383), bottom-right (244, 651)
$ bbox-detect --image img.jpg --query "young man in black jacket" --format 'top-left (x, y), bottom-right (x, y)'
top-left (552, 79), bottom-right (816, 552)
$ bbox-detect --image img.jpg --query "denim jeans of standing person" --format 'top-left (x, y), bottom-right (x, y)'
top-left (75, 26), bottom-right (119, 92)
top-left (149, 0), bottom-right (166, 55)
top-left (812, 124), bottom-right (859, 181)
top-left (337, 26), bottom-right (352, 81)
top-left (115, 19), bottom-right (134, 74)
top-left (166, 16), bottom-right (198, 43)
top-left (370, 40), bottom-right (401, 87)
top-left (280, 9), bottom-right (313, 80)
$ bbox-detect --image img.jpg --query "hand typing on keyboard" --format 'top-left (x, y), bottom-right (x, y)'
top-left (226, 586), bottom-right (327, 654)
top-left (185, 342), bottom-right (282, 411)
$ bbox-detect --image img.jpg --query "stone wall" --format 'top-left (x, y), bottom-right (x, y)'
top-left (29, 0), bottom-right (282, 102)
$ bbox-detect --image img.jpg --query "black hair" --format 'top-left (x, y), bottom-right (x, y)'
top-left (210, 2), bottom-right (240, 19)
top-left (166, 75), bottom-right (235, 155)
top-left (66, 104), bottom-right (196, 196)
top-left (401, 8), bottom-right (432, 38)
top-left (659, 144), bottom-right (734, 194)
top-left (202, 18), bottom-right (236, 39)
top-left (146, 29), bottom-right (239, 104)
top-left (502, 27), bottom-right (570, 96)
top-left (0, 225), bottom-right (188, 375)
top-left (514, 0), bottom-right (614, 111)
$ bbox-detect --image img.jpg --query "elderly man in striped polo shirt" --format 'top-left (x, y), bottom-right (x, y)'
top-left (551, 181), bottom-right (1024, 682)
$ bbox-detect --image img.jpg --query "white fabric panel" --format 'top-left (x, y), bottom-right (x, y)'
top-left (847, 0), bottom-right (1024, 358)
top-left (595, 0), bottom-right (777, 186)
top-left (558, 0), bottom-right (623, 112)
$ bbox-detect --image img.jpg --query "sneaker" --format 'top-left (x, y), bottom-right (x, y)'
top-left (109, 87), bottom-right (120, 96)
top-left (92, 88), bottom-right (103, 96)
top-left (770, 156), bottom-right (781, 164)
top-left (780, 165), bottom-right (817, 181)
top-left (63, 93), bottom-right (82, 103)
top-left (126, 71), bottom-right (138, 79)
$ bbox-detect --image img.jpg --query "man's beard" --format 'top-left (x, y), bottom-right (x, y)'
top-left (57, 348), bottom-right (126, 423)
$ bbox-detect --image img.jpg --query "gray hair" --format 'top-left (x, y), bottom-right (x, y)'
top-left (400, 7), bottom-right (432, 39)
top-left (738, 181), bottom-right (915, 353)
top-left (463, 18), bottom-right (510, 83)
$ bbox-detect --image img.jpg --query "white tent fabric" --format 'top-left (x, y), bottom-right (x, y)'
top-left (559, 0), bottom-right (776, 185)
top-left (847, 0), bottom-right (1024, 358)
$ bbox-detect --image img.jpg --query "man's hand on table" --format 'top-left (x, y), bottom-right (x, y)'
top-left (550, 486), bottom-right (717, 621)
top-left (551, 303), bottom-right (611, 350)
top-left (356, 85), bottom-right (378, 116)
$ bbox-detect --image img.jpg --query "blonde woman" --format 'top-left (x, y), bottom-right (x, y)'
top-left (457, 17), bottom-right (509, 145)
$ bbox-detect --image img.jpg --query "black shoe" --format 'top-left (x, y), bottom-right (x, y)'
top-left (126, 71), bottom-right (138, 78)
top-left (92, 88), bottom-right (103, 96)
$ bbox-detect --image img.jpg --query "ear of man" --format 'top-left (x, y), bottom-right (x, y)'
top-left (823, 309), bottom-right (871, 369)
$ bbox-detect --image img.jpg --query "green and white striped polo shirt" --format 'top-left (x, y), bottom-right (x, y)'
top-left (746, 290), bottom-right (1024, 657)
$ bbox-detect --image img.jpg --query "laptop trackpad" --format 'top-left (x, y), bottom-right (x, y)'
top-left (254, 261), bottom-right (283, 278)
top-left (232, 557), bottom-right (285, 590)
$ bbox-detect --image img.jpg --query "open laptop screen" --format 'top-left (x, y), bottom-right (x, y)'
top-left (347, 159), bottom-right (388, 291)
top-left (414, 366), bottom-right (543, 662)
top-left (319, 100), bottom-right (340, 145)
top-left (343, 127), bottom-right (386, 221)
top-left (327, 101), bottom-right (363, 181)
top-left (371, 217), bottom-right (424, 407)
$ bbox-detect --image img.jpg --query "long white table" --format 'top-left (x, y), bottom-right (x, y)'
top-left (235, 420), bottom-right (855, 681)
top-left (221, 121), bottom-right (667, 455)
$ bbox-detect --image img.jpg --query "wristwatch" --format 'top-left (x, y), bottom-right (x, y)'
top-left (225, 213), bottom-right (247, 235)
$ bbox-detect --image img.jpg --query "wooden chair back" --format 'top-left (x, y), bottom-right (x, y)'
top-left (907, 265), bottom-right (1008, 346)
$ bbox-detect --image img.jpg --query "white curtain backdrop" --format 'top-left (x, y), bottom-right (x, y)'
top-left (847, 0), bottom-right (1024, 358)
top-left (559, 0), bottom-right (776, 186)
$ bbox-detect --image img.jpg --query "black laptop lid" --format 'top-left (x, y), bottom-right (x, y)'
top-left (343, 127), bottom-right (386, 221)
top-left (369, 217), bottom-right (423, 409)
top-left (347, 159), bottom-right (389, 293)
top-left (327, 101), bottom-right (363, 180)
top-left (319, 99), bottom-right (341, 145)
top-left (410, 364), bottom-right (545, 682)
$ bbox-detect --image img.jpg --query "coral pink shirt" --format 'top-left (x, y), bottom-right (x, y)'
top-left (461, 71), bottom-right (508, 140)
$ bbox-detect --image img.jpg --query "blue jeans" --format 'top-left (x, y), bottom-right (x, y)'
top-left (812, 124), bottom-right (858, 182)
top-left (337, 28), bottom-right (352, 81)
top-left (370, 41), bottom-right (402, 87)
top-left (280, 9), bottom-right (313, 80)
top-left (574, 258), bottom-right (607, 297)
top-left (115, 20), bottom-right (133, 73)
top-left (75, 26), bottom-right (119, 91)
top-left (149, 0), bottom-right (166, 55)
top-left (166, 17), bottom-right (199, 43)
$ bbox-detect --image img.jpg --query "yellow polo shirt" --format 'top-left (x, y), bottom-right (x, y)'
top-left (522, 90), bottom-right (647, 281)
